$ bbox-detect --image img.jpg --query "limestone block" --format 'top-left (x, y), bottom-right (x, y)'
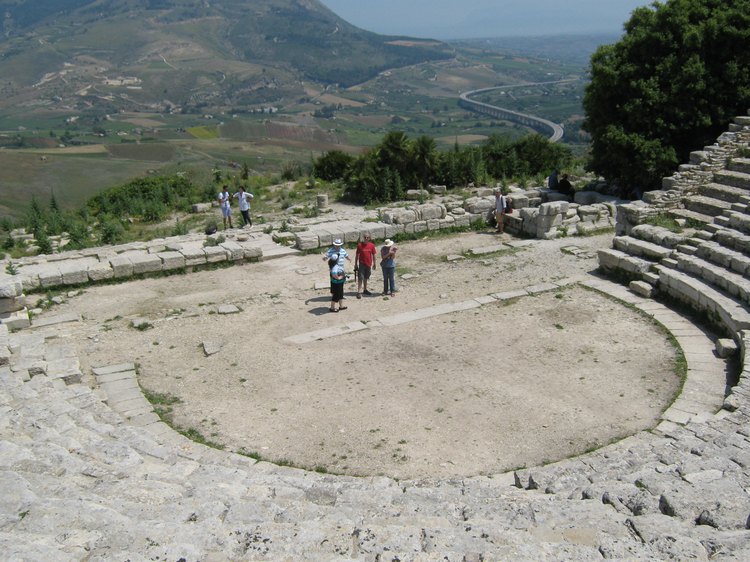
top-left (0, 346), bottom-right (9, 366)
top-left (362, 225), bottom-right (386, 241)
top-left (295, 232), bottom-right (320, 250)
top-left (412, 221), bottom-right (428, 233)
top-left (272, 231), bottom-right (296, 244)
top-left (539, 201), bottom-right (569, 216)
top-left (88, 261), bottom-right (114, 281)
top-left (450, 207), bottom-right (466, 215)
top-left (383, 208), bottom-right (417, 224)
top-left (180, 246), bottom-right (207, 267)
top-left (204, 246), bottom-right (228, 263)
top-left (0, 278), bottom-right (23, 299)
top-left (429, 184), bottom-right (447, 194)
top-left (597, 249), bottom-right (622, 271)
top-left (405, 189), bottom-right (429, 200)
top-left (630, 280), bottom-right (654, 298)
top-left (242, 246), bottom-right (262, 260)
top-left (128, 252), bottom-right (162, 274)
top-left (58, 262), bottom-right (89, 285)
top-left (157, 251), bottom-right (186, 271)
top-left (316, 231), bottom-right (333, 247)
top-left (0, 296), bottom-right (26, 314)
top-left (453, 215), bottom-right (471, 228)
top-left (716, 338), bottom-right (739, 358)
top-left (508, 193), bottom-right (529, 209)
top-left (37, 266), bottom-right (62, 288)
top-left (413, 203), bottom-right (445, 221)
top-left (439, 217), bottom-right (456, 229)
top-left (219, 241), bottom-right (244, 261)
top-left (341, 226), bottom-right (361, 244)
top-left (383, 224), bottom-right (404, 238)
top-left (109, 255), bottom-right (133, 278)
top-left (0, 309), bottom-right (31, 330)
top-left (402, 222), bottom-right (415, 234)
top-left (464, 197), bottom-right (493, 214)
top-left (426, 219), bottom-right (441, 231)
top-left (192, 202), bottom-right (212, 213)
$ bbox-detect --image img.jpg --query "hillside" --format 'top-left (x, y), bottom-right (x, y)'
top-left (0, 0), bottom-right (452, 116)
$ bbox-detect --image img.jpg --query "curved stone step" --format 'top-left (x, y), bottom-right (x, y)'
top-left (727, 156), bottom-right (750, 175)
top-left (684, 195), bottom-right (732, 217)
top-left (612, 236), bottom-right (673, 260)
top-left (714, 169), bottom-right (750, 190)
top-left (668, 207), bottom-right (715, 226)
top-left (657, 265), bottom-right (750, 334)
top-left (702, 181), bottom-right (750, 203)
top-left (671, 252), bottom-right (750, 306)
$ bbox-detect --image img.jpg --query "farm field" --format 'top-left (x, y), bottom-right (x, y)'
top-left (0, 39), bottom-right (595, 220)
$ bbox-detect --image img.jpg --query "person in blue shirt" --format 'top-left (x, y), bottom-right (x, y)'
top-left (380, 239), bottom-right (397, 297)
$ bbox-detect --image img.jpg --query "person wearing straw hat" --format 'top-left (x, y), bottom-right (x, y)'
top-left (323, 238), bottom-right (351, 304)
top-left (380, 239), bottom-right (398, 297)
top-left (322, 238), bottom-right (350, 269)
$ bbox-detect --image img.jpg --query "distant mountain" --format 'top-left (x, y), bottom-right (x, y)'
top-left (0, 0), bottom-right (452, 115)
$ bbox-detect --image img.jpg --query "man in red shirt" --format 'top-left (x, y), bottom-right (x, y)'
top-left (354, 233), bottom-right (377, 298)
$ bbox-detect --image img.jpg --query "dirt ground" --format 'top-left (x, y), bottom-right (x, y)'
top-left (55, 231), bottom-right (682, 480)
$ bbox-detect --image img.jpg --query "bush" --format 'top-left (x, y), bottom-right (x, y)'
top-left (99, 218), bottom-right (125, 245)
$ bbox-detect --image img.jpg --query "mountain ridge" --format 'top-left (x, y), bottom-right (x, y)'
top-left (0, 0), bottom-right (453, 116)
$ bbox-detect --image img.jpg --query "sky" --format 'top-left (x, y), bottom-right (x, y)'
top-left (320, 0), bottom-right (653, 39)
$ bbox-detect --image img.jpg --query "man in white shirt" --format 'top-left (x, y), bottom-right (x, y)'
top-left (234, 186), bottom-right (254, 227)
top-left (218, 185), bottom-right (233, 230)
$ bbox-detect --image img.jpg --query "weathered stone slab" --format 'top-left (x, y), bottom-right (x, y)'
top-left (37, 265), bottom-right (62, 288)
top-left (220, 240), bottom-right (244, 261)
top-left (180, 244), bottom-right (207, 266)
top-left (0, 309), bottom-right (30, 330)
top-left (217, 304), bottom-right (240, 315)
top-left (157, 251), bottom-right (185, 271)
top-left (30, 313), bottom-right (80, 328)
top-left (469, 244), bottom-right (507, 256)
top-left (492, 289), bottom-right (528, 301)
top-left (88, 261), bottom-right (114, 281)
top-left (526, 283), bottom-right (558, 295)
top-left (92, 363), bottom-right (136, 376)
top-left (378, 300), bottom-right (480, 326)
top-left (284, 321), bottom-right (369, 344)
top-left (127, 252), bottom-right (162, 274)
top-left (0, 296), bottom-right (26, 314)
top-left (204, 246), bottom-right (228, 263)
top-left (109, 255), bottom-right (133, 278)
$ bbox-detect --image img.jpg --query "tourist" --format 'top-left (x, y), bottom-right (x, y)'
top-left (322, 238), bottom-right (350, 269)
top-left (380, 239), bottom-right (397, 296)
top-left (354, 233), bottom-right (377, 299)
top-left (557, 174), bottom-right (573, 198)
top-left (323, 238), bottom-right (351, 299)
top-left (233, 185), bottom-right (254, 227)
top-left (329, 264), bottom-right (347, 312)
top-left (217, 185), bottom-right (232, 230)
top-left (494, 189), bottom-right (508, 234)
top-left (547, 169), bottom-right (559, 190)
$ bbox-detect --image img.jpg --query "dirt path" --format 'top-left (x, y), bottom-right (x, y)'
top-left (53, 231), bottom-right (682, 479)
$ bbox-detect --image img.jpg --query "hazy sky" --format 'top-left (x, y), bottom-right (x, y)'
top-left (320, 0), bottom-right (653, 39)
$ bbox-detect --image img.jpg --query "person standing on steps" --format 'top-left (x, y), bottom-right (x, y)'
top-left (494, 189), bottom-right (507, 234)
top-left (218, 185), bottom-right (233, 230)
top-left (380, 239), bottom-right (398, 297)
top-left (354, 233), bottom-right (377, 299)
top-left (234, 185), bottom-right (254, 227)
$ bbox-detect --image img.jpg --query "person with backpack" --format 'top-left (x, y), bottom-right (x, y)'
top-left (494, 189), bottom-right (509, 234)
top-left (322, 238), bottom-right (351, 306)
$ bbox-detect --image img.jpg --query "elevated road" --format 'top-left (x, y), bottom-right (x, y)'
top-left (459, 80), bottom-right (577, 143)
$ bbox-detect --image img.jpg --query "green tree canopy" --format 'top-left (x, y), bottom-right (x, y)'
top-left (583, 0), bottom-right (750, 191)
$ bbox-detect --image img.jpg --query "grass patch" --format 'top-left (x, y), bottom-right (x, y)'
top-left (642, 213), bottom-right (683, 233)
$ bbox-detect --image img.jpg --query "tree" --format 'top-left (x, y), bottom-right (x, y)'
top-left (583, 0), bottom-right (750, 191)
top-left (411, 136), bottom-right (437, 189)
